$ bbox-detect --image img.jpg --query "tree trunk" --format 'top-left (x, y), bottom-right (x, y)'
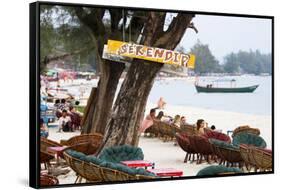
top-left (102, 59), bottom-right (162, 147)
top-left (81, 60), bottom-right (124, 134)
top-left (101, 12), bottom-right (195, 148)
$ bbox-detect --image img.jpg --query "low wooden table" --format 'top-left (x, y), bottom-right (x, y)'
top-left (121, 160), bottom-right (155, 169)
top-left (147, 168), bottom-right (183, 177)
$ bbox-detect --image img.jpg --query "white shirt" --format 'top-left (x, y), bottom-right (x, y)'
top-left (58, 116), bottom-right (71, 128)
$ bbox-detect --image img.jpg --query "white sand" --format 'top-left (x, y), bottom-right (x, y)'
top-left (45, 103), bottom-right (271, 185)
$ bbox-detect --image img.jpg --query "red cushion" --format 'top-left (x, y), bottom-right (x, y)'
top-left (204, 130), bottom-right (231, 143)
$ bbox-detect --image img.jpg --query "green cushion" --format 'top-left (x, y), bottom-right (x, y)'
top-left (65, 149), bottom-right (86, 159)
top-left (83, 155), bottom-right (103, 165)
top-left (232, 133), bottom-right (266, 148)
top-left (99, 161), bottom-right (135, 174)
top-left (209, 138), bottom-right (239, 150)
top-left (67, 147), bottom-right (154, 177)
top-left (197, 165), bottom-right (242, 176)
top-left (99, 145), bottom-right (144, 163)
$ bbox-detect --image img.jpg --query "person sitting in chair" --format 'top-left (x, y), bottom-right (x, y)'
top-left (196, 119), bottom-right (206, 136)
top-left (139, 109), bottom-right (156, 133)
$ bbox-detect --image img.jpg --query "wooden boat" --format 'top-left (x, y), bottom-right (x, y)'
top-left (195, 84), bottom-right (259, 93)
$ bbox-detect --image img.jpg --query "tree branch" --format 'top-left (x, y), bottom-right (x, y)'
top-left (41, 46), bottom-right (94, 65)
top-left (154, 13), bottom-right (196, 49)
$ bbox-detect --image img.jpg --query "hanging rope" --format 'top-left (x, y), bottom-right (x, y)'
top-left (122, 9), bottom-right (125, 42)
top-left (129, 15), bottom-right (132, 42)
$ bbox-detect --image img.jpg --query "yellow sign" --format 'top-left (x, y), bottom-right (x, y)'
top-left (105, 40), bottom-right (195, 68)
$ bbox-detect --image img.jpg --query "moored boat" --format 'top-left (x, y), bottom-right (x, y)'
top-left (195, 84), bottom-right (259, 93)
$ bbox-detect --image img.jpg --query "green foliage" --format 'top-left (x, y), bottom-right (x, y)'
top-left (40, 5), bottom-right (96, 72)
top-left (223, 50), bottom-right (272, 75)
top-left (190, 40), bottom-right (222, 74)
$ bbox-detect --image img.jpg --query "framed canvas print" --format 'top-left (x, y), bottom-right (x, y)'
top-left (29, 1), bottom-right (274, 188)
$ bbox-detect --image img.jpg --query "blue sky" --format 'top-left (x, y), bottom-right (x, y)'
top-left (180, 14), bottom-right (272, 62)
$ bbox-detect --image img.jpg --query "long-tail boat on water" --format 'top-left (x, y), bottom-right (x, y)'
top-left (194, 78), bottom-right (259, 93)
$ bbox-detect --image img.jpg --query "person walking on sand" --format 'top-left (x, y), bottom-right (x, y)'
top-left (139, 109), bottom-right (156, 133)
top-left (157, 97), bottom-right (166, 109)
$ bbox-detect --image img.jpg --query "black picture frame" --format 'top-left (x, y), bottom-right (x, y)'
top-left (30, 1), bottom-right (274, 188)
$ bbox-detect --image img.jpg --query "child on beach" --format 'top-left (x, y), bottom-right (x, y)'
top-left (57, 110), bottom-right (72, 132)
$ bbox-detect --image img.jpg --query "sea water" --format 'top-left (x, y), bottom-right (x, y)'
top-left (58, 75), bottom-right (272, 116)
top-left (148, 75), bottom-right (272, 116)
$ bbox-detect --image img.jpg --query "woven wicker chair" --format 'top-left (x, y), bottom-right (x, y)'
top-left (98, 145), bottom-right (144, 163)
top-left (159, 122), bottom-right (172, 141)
top-left (144, 121), bottom-right (160, 137)
top-left (63, 149), bottom-right (103, 183)
top-left (232, 133), bottom-right (266, 148)
top-left (251, 147), bottom-right (272, 171)
top-left (232, 125), bottom-right (260, 138)
top-left (239, 144), bottom-right (254, 171)
top-left (188, 135), bottom-right (213, 164)
top-left (40, 150), bottom-right (55, 170)
top-left (40, 175), bottom-right (59, 186)
top-left (180, 124), bottom-right (197, 135)
top-left (175, 133), bottom-right (196, 163)
top-left (196, 165), bottom-right (242, 176)
top-left (213, 140), bottom-right (243, 167)
top-left (60, 133), bottom-right (103, 147)
top-left (63, 149), bottom-right (155, 183)
top-left (40, 138), bottom-right (64, 163)
top-left (203, 130), bottom-right (231, 143)
top-left (208, 139), bottom-right (227, 165)
top-left (69, 142), bottom-right (101, 156)
top-left (41, 137), bottom-right (62, 152)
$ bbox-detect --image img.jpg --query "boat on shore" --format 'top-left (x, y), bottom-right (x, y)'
top-left (195, 84), bottom-right (259, 93)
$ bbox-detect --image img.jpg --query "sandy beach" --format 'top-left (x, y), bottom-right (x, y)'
top-left (145, 103), bottom-right (272, 148)
top-left (46, 101), bottom-right (271, 185)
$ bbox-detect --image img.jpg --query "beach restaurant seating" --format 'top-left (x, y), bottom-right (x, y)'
top-left (209, 138), bottom-right (243, 167)
top-left (196, 165), bottom-right (242, 176)
top-left (40, 175), bottom-right (59, 186)
top-left (99, 145), bottom-right (144, 163)
top-left (68, 142), bottom-right (102, 156)
top-left (239, 144), bottom-right (272, 171)
top-left (41, 137), bottom-right (62, 152)
top-left (144, 120), bottom-right (160, 137)
top-left (203, 130), bottom-right (231, 143)
top-left (180, 124), bottom-right (198, 135)
top-left (232, 133), bottom-right (266, 148)
top-left (40, 150), bottom-right (55, 170)
top-left (63, 146), bottom-right (156, 183)
top-left (251, 147), bottom-right (272, 171)
top-left (158, 122), bottom-right (182, 142)
top-left (60, 133), bottom-right (103, 147)
top-left (232, 125), bottom-right (260, 138)
top-left (40, 138), bottom-right (62, 169)
top-left (175, 133), bottom-right (197, 163)
top-left (188, 135), bottom-right (213, 164)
